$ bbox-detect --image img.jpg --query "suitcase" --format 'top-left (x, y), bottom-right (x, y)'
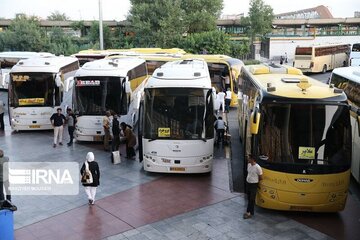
top-left (111, 151), bottom-right (121, 164)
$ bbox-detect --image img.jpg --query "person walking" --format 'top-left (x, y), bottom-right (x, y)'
top-left (0, 149), bottom-right (11, 202)
top-left (80, 152), bottom-right (100, 205)
top-left (243, 154), bottom-right (263, 219)
top-left (120, 122), bottom-right (137, 159)
top-left (214, 116), bottom-right (227, 145)
top-left (217, 90), bottom-right (226, 113)
top-left (66, 108), bottom-right (75, 146)
top-left (50, 108), bottom-right (66, 148)
top-left (103, 111), bottom-right (111, 151)
top-left (225, 88), bottom-right (232, 113)
top-left (111, 114), bottom-right (120, 152)
top-left (0, 100), bottom-right (5, 130)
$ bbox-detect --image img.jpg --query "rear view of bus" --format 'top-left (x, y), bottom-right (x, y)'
top-left (141, 59), bottom-right (216, 173)
top-left (8, 56), bottom-right (79, 130)
top-left (239, 64), bottom-right (352, 212)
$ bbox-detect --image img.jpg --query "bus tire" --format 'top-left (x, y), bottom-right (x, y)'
top-left (322, 65), bottom-right (327, 74)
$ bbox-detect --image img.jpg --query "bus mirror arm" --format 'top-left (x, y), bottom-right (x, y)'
top-left (65, 77), bottom-right (74, 92)
top-left (55, 74), bottom-right (62, 87)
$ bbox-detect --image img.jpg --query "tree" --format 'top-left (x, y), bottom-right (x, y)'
top-left (1, 15), bottom-right (47, 51)
top-left (180, 0), bottom-right (223, 33)
top-left (128, 0), bottom-right (223, 47)
top-left (47, 11), bottom-right (70, 21)
top-left (47, 27), bottom-right (79, 55)
top-left (128, 0), bottom-right (184, 47)
top-left (244, 0), bottom-right (274, 43)
top-left (88, 21), bottom-right (113, 49)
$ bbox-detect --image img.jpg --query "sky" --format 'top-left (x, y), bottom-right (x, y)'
top-left (0, 0), bottom-right (359, 21)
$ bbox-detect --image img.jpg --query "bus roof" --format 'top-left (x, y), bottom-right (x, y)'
top-left (0, 51), bottom-right (54, 59)
top-left (147, 59), bottom-right (211, 89)
top-left (11, 56), bottom-right (78, 73)
top-left (244, 64), bottom-right (346, 100)
top-left (75, 57), bottom-right (146, 77)
top-left (332, 66), bottom-right (360, 84)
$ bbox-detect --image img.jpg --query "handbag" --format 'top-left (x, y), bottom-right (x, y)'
top-left (111, 150), bottom-right (121, 164)
top-left (81, 161), bottom-right (93, 184)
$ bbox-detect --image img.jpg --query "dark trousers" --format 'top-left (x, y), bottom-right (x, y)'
top-left (112, 135), bottom-right (120, 151)
top-left (126, 144), bottom-right (136, 158)
top-left (225, 99), bottom-right (231, 112)
top-left (0, 181), bottom-right (11, 201)
top-left (216, 129), bottom-right (225, 144)
top-left (246, 182), bottom-right (258, 215)
top-left (0, 113), bottom-right (4, 130)
top-left (68, 126), bottom-right (75, 143)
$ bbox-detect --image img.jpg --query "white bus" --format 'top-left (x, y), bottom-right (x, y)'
top-left (8, 56), bottom-right (79, 130)
top-left (65, 57), bottom-right (148, 141)
top-left (293, 44), bottom-right (350, 73)
top-left (329, 66), bottom-right (360, 184)
top-left (140, 59), bottom-right (216, 173)
top-left (349, 43), bottom-right (360, 66)
top-left (0, 51), bottom-right (54, 89)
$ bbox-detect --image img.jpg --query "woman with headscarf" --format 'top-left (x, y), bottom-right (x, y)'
top-left (80, 152), bottom-right (100, 205)
top-left (120, 122), bottom-right (137, 159)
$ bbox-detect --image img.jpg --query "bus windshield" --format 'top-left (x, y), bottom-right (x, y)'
top-left (74, 76), bottom-right (125, 115)
top-left (10, 72), bottom-right (57, 107)
top-left (258, 103), bottom-right (351, 172)
top-left (144, 88), bottom-right (214, 140)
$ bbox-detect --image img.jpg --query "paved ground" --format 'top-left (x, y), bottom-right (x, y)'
top-left (1, 90), bottom-right (360, 240)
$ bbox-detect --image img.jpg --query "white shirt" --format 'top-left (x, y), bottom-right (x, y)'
top-left (0, 100), bottom-right (4, 114)
top-left (225, 90), bottom-right (232, 99)
top-left (217, 92), bottom-right (225, 102)
top-left (246, 163), bottom-right (263, 183)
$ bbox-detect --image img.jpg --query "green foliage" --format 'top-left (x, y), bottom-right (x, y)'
top-left (177, 31), bottom-right (230, 54)
top-left (180, 0), bottom-right (223, 33)
top-left (47, 11), bottom-right (70, 21)
top-left (244, 59), bottom-right (261, 65)
top-left (245, 0), bottom-right (274, 42)
top-left (128, 0), bottom-right (223, 47)
top-left (47, 27), bottom-right (79, 55)
top-left (1, 15), bottom-right (47, 51)
top-left (229, 41), bottom-right (250, 59)
top-left (88, 21), bottom-right (114, 49)
top-left (71, 21), bottom-right (87, 37)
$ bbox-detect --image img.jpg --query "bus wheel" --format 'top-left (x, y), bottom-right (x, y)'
top-left (322, 65), bottom-right (327, 73)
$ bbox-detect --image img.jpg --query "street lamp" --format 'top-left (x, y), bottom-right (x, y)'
top-left (99, 0), bottom-right (104, 50)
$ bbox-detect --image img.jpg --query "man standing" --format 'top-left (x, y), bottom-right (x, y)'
top-left (243, 154), bottom-right (263, 219)
top-left (0, 100), bottom-right (5, 130)
top-left (214, 116), bottom-right (226, 145)
top-left (66, 108), bottom-right (75, 146)
top-left (111, 114), bottom-right (120, 151)
top-left (103, 111), bottom-right (111, 151)
top-left (225, 88), bottom-right (232, 113)
top-left (50, 108), bottom-right (66, 148)
top-left (0, 149), bottom-right (11, 202)
top-left (216, 90), bottom-right (226, 113)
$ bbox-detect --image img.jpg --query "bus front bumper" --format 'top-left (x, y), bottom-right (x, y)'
top-left (143, 158), bottom-right (212, 173)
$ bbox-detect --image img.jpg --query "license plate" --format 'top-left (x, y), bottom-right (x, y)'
top-left (29, 125), bottom-right (40, 128)
top-left (170, 167), bottom-right (185, 171)
top-left (93, 135), bottom-right (103, 141)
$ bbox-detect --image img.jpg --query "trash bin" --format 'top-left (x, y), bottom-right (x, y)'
top-left (0, 209), bottom-right (14, 240)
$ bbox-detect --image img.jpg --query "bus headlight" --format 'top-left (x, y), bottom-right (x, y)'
top-left (259, 185), bottom-right (278, 200)
top-left (328, 191), bottom-right (347, 202)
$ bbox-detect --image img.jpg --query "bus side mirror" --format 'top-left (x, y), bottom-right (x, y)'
top-left (125, 76), bottom-right (131, 93)
top-left (250, 109), bottom-right (261, 135)
top-left (65, 77), bottom-right (74, 92)
top-left (2, 73), bottom-right (9, 87)
top-left (55, 73), bottom-right (62, 87)
top-left (357, 116), bottom-right (360, 137)
top-left (133, 91), bottom-right (142, 110)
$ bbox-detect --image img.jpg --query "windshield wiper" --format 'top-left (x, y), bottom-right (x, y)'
top-left (148, 138), bottom-right (157, 142)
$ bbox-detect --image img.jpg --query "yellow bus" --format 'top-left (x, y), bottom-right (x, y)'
top-left (329, 66), bottom-right (360, 184)
top-left (182, 54), bottom-right (244, 107)
top-left (238, 64), bottom-right (352, 212)
top-left (293, 44), bottom-right (350, 73)
top-left (73, 48), bottom-right (186, 66)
